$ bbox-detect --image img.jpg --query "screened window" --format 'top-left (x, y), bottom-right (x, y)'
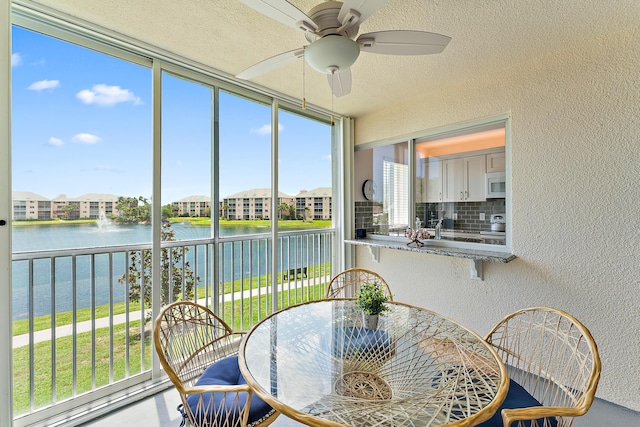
top-left (355, 120), bottom-right (508, 248)
top-left (354, 141), bottom-right (409, 236)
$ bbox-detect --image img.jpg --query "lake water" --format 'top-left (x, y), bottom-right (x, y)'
top-left (11, 222), bottom-right (332, 320)
top-left (11, 221), bottom-right (269, 252)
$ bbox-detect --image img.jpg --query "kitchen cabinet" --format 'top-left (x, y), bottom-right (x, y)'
top-left (486, 152), bottom-right (505, 173)
top-left (442, 158), bottom-right (456, 202)
top-left (444, 155), bottom-right (486, 202)
top-left (460, 155), bottom-right (486, 201)
top-left (424, 154), bottom-right (487, 203)
top-left (425, 157), bottom-right (443, 203)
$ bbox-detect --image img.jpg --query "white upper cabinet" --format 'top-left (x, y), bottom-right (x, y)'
top-left (426, 155), bottom-right (487, 203)
top-left (442, 158), bottom-right (458, 202)
top-left (423, 151), bottom-right (499, 203)
top-left (447, 155), bottom-right (486, 202)
top-left (459, 155), bottom-right (487, 202)
top-left (425, 157), bottom-right (443, 203)
top-left (486, 152), bottom-right (505, 173)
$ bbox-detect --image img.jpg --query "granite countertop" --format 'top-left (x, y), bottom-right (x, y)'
top-left (345, 238), bottom-right (515, 263)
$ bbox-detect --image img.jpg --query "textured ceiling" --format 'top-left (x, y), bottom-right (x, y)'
top-left (27, 0), bottom-right (640, 117)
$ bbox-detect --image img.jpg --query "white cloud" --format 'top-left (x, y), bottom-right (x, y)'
top-left (48, 137), bottom-right (63, 147)
top-left (28, 79), bottom-right (60, 91)
top-left (72, 133), bottom-right (101, 144)
top-left (11, 53), bottom-right (22, 67)
top-left (323, 154), bottom-right (331, 161)
top-left (251, 123), bottom-right (284, 135)
top-left (76, 84), bottom-right (142, 106)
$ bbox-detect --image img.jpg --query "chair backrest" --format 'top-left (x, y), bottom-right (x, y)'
top-left (153, 301), bottom-right (242, 392)
top-left (326, 268), bottom-right (392, 300)
top-left (484, 307), bottom-right (601, 426)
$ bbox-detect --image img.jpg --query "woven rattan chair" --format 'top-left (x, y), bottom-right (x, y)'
top-left (325, 268), bottom-right (392, 299)
top-left (480, 307), bottom-right (601, 427)
top-left (154, 301), bottom-right (277, 427)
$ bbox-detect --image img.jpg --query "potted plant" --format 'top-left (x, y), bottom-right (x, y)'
top-left (355, 282), bottom-right (390, 329)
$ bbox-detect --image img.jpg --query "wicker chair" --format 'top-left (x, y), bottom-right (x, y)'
top-left (153, 301), bottom-right (277, 427)
top-left (480, 307), bottom-right (601, 427)
top-left (325, 268), bottom-right (392, 300)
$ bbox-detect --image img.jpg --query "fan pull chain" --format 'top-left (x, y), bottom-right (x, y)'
top-left (302, 51), bottom-right (306, 110)
top-left (330, 72), bottom-right (335, 126)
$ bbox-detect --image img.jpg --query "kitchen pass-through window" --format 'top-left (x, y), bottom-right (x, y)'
top-left (354, 118), bottom-right (508, 249)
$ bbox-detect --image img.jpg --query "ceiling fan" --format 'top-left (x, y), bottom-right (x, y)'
top-left (236, 0), bottom-right (451, 97)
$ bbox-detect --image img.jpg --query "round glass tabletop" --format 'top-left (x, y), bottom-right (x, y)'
top-left (239, 300), bottom-right (508, 427)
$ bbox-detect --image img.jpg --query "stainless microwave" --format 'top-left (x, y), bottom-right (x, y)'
top-left (485, 172), bottom-right (506, 198)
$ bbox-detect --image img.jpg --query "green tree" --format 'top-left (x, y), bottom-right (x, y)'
top-left (278, 203), bottom-right (290, 219)
top-left (221, 203), bottom-right (230, 219)
top-left (288, 204), bottom-right (296, 220)
top-left (161, 205), bottom-right (174, 219)
top-left (163, 203), bottom-right (179, 218)
top-left (60, 203), bottom-right (79, 220)
top-left (303, 205), bottom-right (311, 221)
top-left (119, 221), bottom-right (198, 322)
top-left (114, 196), bottom-right (151, 224)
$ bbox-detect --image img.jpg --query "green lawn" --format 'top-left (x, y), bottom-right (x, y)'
top-left (11, 217), bottom-right (333, 412)
top-left (12, 303), bottom-right (133, 336)
top-left (12, 284), bottom-right (327, 414)
top-left (12, 262), bottom-right (331, 336)
top-left (170, 217), bottom-right (332, 229)
top-left (13, 318), bottom-right (152, 415)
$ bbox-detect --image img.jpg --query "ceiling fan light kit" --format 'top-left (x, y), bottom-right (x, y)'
top-left (305, 35), bottom-right (360, 74)
top-left (238, 0), bottom-right (451, 98)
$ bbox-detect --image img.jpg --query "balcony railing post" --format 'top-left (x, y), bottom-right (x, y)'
top-left (11, 228), bottom-right (334, 424)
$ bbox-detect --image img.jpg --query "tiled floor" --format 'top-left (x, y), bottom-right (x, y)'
top-left (80, 387), bottom-right (304, 427)
top-left (79, 386), bottom-right (638, 427)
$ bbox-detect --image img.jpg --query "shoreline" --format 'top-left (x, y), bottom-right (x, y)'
top-left (12, 218), bottom-right (332, 228)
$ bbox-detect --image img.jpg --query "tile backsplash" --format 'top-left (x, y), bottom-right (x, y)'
top-left (355, 199), bottom-right (506, 235)
top-left (354, 201), bottom-right (381, 233)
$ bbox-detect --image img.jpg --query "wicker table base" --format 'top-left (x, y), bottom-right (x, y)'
top-left (335, 371), bottom-right (392, 401)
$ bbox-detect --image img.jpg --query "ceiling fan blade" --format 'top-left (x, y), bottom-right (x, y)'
top-left (239, 0), bottom-right (317, 33)
top-left (327, 69), bottom-right (352, 97)
top-left (236, 48), bottom-right (305, 80)
top-left (338, 0), bottom-right (387, 26)
top-left (357, 30), bottom-right (451, 55)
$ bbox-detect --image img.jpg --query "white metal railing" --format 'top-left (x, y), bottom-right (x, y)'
top-left (11, 228), bottom-right (335, 425)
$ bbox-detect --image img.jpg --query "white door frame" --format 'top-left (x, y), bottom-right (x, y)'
top-left (1, 0), bottom-right (14, 425)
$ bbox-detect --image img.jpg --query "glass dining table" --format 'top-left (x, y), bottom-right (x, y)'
top-left (239, 300), bottom-right (508, 427)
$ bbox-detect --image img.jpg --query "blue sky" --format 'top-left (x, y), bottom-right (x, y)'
top-left (11, 25), bottom-right (332, 203)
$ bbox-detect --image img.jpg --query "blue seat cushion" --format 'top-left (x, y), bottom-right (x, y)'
top-left (477, 379), bottom-right (558, 427)
top-left (184, 355), bottom-right (274, 426)
top-left (332, 326), bottom-right (394, 358)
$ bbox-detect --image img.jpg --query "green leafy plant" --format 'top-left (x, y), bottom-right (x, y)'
top-left (355, 282), bottom-right (390, 315)
top-left (118, 221), bottom-right (198, 325)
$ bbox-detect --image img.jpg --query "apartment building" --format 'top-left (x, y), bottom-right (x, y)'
top-left (222, 188), bottom-right (294, 220)
top-left (11, 192), bottom-right (51, 220)
top-left (295, 187), bottom-right (332, 220)
top-left (172, 195), bottom-right (211, 217)
top-left (12, 193), bottom-right (120, 220)
top-left (51, 194), bottom-right (120, 219)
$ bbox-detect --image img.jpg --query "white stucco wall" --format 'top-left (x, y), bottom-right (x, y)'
top-left (352, 26), bottom-right (640, 411)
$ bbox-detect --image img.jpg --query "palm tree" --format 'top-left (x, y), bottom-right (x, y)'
top-left (278, 202), bottom-right (290, 219)
top-left (303, 205), bottom-right (311, 221)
